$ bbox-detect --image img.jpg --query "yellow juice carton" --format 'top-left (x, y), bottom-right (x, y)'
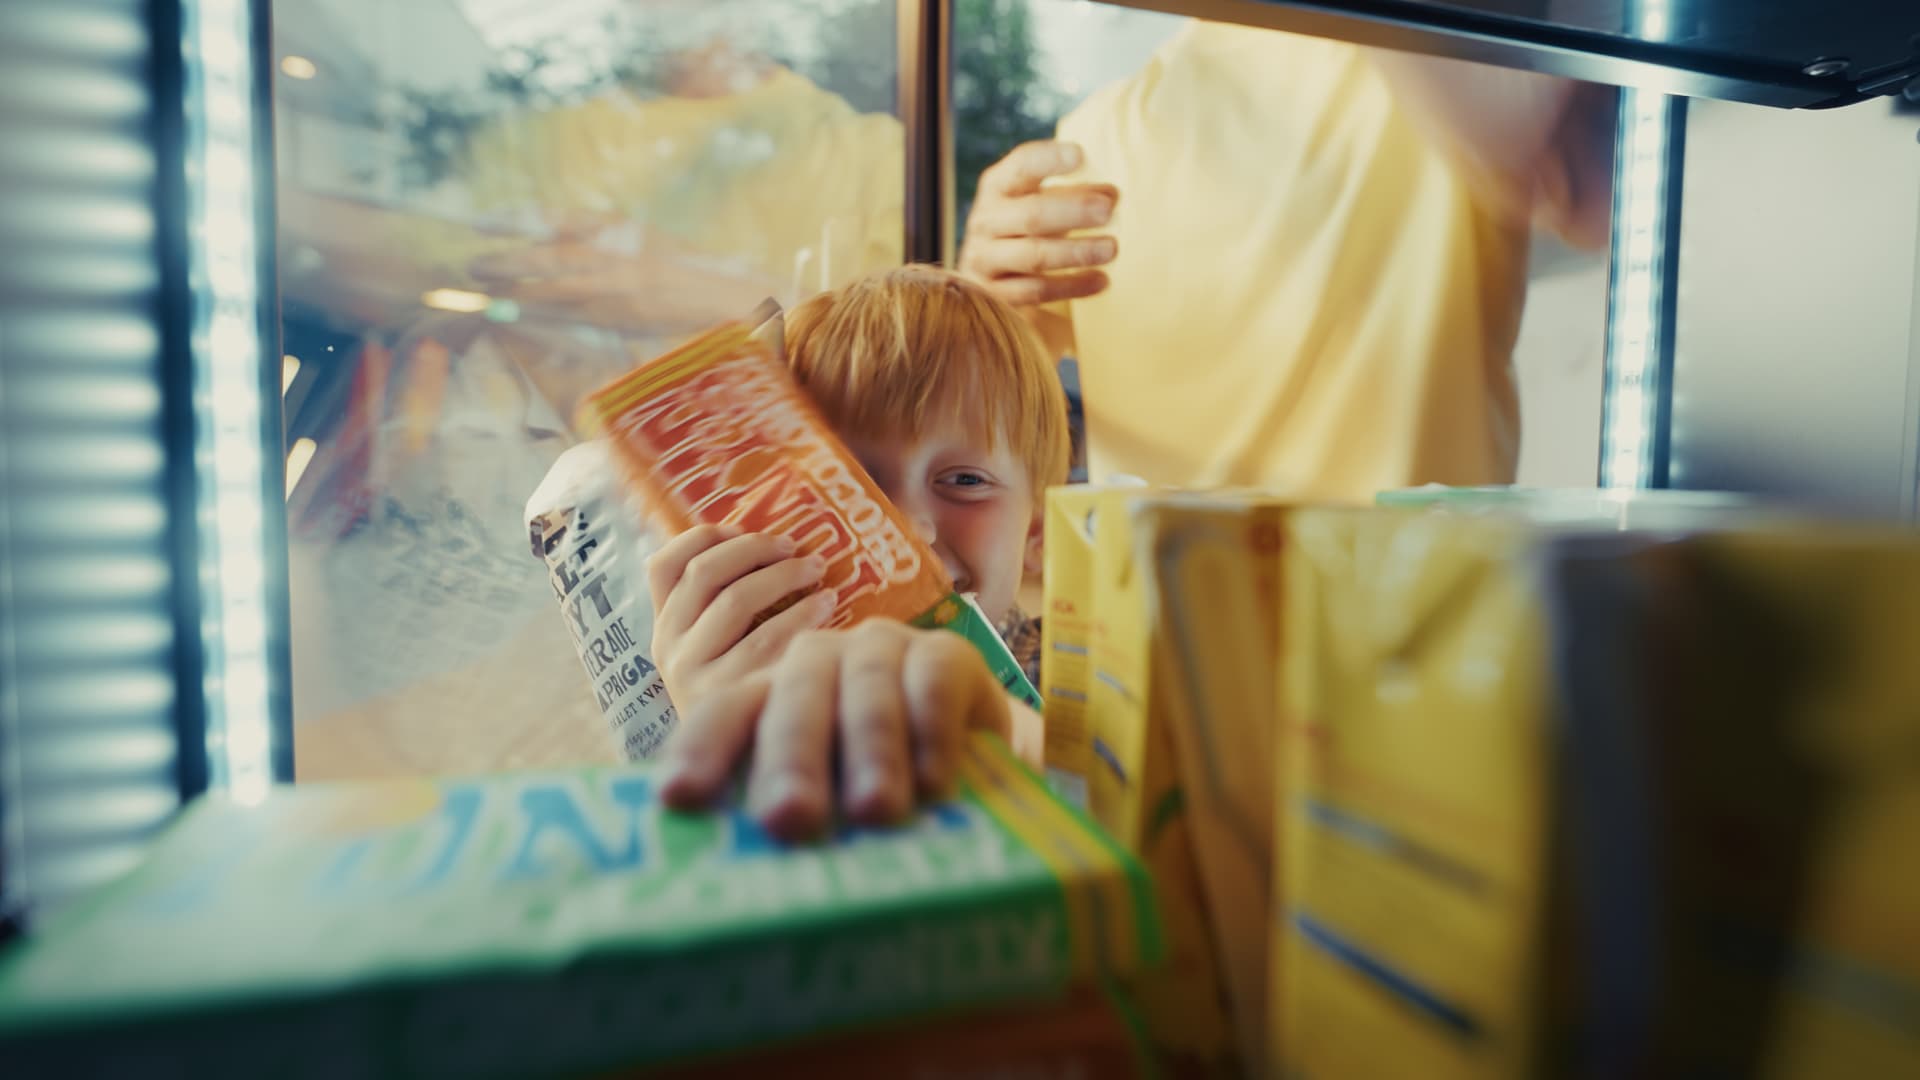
top-left (1545, 528), bottom-right (1920, 1078)
top-left (1040, 485), bottom-right (1115, 808)
top-left (1274, 507), bottom-right (1553, 1080)
top-left (1272, 499), bottom-right (1919, 1079)
top-left (1079, 486), bottom-right (1236, 1071)
top-left (1135, 494), bottom-right (1292, 1075)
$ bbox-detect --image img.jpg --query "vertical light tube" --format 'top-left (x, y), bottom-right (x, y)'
top-left (183, 0), bottom-right (275, 804)
top-left (1599, 86), bottom-right (1677, 490)
top-left (1599, 0), bottom-right (1683, 491)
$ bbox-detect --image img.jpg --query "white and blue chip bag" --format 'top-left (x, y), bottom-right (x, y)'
top-left (526, 439), bottom-right (675, 760)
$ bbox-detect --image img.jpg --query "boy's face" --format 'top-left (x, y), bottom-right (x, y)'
top-left (843, 415), bottom-right (1039, 624)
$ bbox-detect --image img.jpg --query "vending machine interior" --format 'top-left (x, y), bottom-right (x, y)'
top-left (1, 0), bottom-right (1917, 983)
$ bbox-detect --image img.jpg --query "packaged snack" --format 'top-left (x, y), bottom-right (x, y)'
top-left (1376, 484), bottom-right (1755, 530)
top-left (584, 321), bottom-right (951, 627)
top-left (1274, 506), bottom-right (1920, 1079)
top-left (1544, 528), bottom-right (1920, 1078)
top-left (640, 983), bottom-right (1159, 1079)
top-left (1136, 493), bottom-right (1292, 1074)
top-left (525, 440), bottom-right (674, 760)
top-left (1040, 485), bottom-right (1115, 805)
top-left (0, 734), bottom-right (1162, 1079)
top-left (583, 322), bottom-right (1042, 711)
top-left (1275, 507), bottom-right (1553, 1080)
top-left (1078, 486), bottom-right (1237, 1070)
top-left (942, 592), bottom-right (1046, 713)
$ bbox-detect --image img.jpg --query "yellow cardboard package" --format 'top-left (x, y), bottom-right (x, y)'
top-left (1039, 485), bottom-right (1110, 808)
top-left (1135, 494), bottom-right (1292, 1075)
top-left (1044, 485), bottom-right (1236, 1072)
top-left (1547, 528), bottom-right (1920, 1078)
top-left (1275, 507), bottom-right (1552, 1080)
top-left (1275, 506), bottom-right (1920, 1078)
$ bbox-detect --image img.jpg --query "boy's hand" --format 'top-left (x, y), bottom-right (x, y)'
top-left (646, 524), bottom-right (837, 712)
top-left (659, 621), bottom-right (1019, 841)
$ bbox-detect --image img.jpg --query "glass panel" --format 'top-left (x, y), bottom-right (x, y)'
top-left (272, 0), bottom-right (905, 780)
top-left (957, 0), bottom-right (1609, 494)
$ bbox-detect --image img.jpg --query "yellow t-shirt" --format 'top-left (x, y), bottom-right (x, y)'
top-left (460, 67), bottom-right (905, 297)
top-left (1057, 23), bottom-right (1530, 501)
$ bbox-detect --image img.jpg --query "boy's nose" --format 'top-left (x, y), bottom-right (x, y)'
top-left (906, 509), bottom-right (936, 546)
top-left (888, 488), bottom-right (935, 545)
top-left (894, 499), bottom-right (965, 588)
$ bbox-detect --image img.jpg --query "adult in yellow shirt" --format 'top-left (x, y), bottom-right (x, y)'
top-left (959, 22), bottom-right (1616, 501)
top-left (456, 44), bottom-right (905, 335)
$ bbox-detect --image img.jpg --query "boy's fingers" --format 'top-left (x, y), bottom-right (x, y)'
top-left (729, 589), bottom-right (837, 672)
top-left (656, 532), bottom-right (797, 648)
top-left (644, 523), bottom-right (741, 622)
top-left (1007, 699), bottom-right (1046, 769)
top-left (902, 633), bottom-right (1006, 800)
top-left (681, 555), bottom-right (828, 666)
top-left (747, 633), bottom-right (840, 841)
top-left (660, 674), bottom-right (769, 809)
top-left (836, 623), bottom-right (914, 826)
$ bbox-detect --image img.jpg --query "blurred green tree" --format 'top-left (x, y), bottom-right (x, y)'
top-left (800, 0), bottom-right (1061, 232)
top-left (396, 1), bottom-right (1061, 233)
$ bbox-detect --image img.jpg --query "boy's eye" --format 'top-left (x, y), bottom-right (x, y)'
top-left (939, 470), bottom-right (994, 490)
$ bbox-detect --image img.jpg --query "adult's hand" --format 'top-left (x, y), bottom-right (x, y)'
top-left (959, 141), bottom-right (1120, 309)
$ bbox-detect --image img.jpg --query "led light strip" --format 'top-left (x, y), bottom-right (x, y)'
top-left (184, 0), bottom-right (275, 804)
top-left (1598, 85), bottom-right (1676, 490)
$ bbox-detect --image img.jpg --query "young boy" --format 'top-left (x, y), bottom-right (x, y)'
top-left (648, 266), bottom-right (1071, 839)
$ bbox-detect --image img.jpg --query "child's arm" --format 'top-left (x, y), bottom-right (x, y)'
top-left (659, 620), bottom-right (1018, 840)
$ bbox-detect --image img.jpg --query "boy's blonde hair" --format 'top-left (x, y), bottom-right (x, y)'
top-left (783, 264), bottom-right (1070, 503)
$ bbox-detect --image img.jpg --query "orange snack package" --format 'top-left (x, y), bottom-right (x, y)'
top-left (583, 322), bottom-right (953, 628)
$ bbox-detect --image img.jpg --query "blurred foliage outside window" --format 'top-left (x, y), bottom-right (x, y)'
top-left (387, 0), bottom-right (1059, 237)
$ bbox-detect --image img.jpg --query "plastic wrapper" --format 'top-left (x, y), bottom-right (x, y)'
top-left (524, 440), bottom-right (674, 762)
top-left (585, 321), bottom-right (952, 626)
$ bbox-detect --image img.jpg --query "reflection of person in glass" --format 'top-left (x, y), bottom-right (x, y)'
top-left (457, 38), bottom-right (903, 335)
top-left (286, 38), bottom-right (905, 778)
top-left (959, 23), bottom-right (1616, 501)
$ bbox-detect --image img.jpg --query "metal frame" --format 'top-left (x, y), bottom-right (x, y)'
top-left (1904, 108), bottom-right (1920, 519)
top-left (250, 0), bottom-right (296, 787)
top-left (1645, 101), bottom-right (1687, 489)
top-left (1084, 0), bottom-right (1917, 109)
top-left (152, 0), bottom-right (212, 800)
top-left (898, 0), bottom-right (955, 266)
